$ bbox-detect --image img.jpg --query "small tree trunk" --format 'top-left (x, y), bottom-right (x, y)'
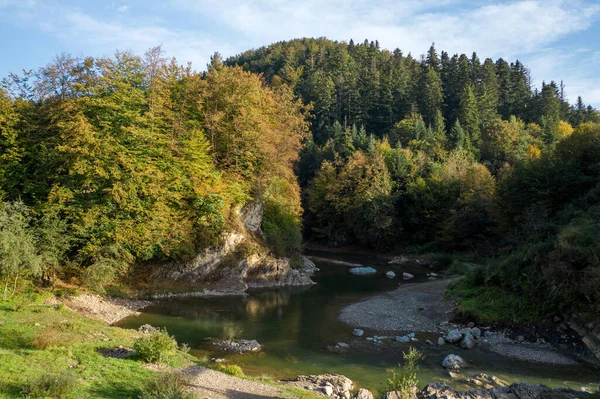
top-left (3, 280), bottom-right (8, 301)
top-left (12, 272), bottom-right (18, 297)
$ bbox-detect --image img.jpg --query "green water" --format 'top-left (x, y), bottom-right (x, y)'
top-left (118, 251), bottom-right (599, 392)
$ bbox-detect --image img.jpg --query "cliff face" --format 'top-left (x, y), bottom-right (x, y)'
top-left (162, 201), bottom-right (316, 293)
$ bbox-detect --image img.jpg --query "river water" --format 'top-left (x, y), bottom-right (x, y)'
top-left (118, 251), bottom-right (599, 392)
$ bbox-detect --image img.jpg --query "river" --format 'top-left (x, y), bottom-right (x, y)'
top-left (117, 251), bottom-right (599, 392)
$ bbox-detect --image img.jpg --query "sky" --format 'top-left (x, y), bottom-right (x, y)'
top-left (0, 0), bottom-right (599, 107)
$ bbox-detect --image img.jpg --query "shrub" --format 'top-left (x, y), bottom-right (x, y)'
top-left (383, 347), bottom-right (423, 397)
top-left (23, 373), bottom-right (79, 398)
top-left (32, 328), bottom-right (70, 349)
top-left (213, 364), bottom-right (244, 377)
top-left (134, 330), bottom-right (178, 363)
top-left (139, 373), bottom-right (194, 399)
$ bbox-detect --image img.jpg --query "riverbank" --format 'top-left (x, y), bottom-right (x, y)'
top-left (0, 291), bottom-right (323, 399)
top-left (338, 277), bottom-right (598, 368)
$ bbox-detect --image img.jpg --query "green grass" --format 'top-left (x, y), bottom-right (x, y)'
top-left (0, 292), bottom-right (192, 398)
top-left (446, 278), bottom-right (552, 325)
top-left (0, 290), bottom-right (326, 399)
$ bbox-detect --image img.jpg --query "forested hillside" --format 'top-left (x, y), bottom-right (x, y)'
top-left (0, 37), bottom-right (598, 323)
top-left (228, 38), bottom-right (600, 322)
top-left (0, 49), bottom-right (309, 291)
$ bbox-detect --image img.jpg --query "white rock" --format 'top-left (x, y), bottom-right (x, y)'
top-left (349, 267), bottom-right (377, 275)
top-left (323, 384), bottom-right (334, 396)
top-left (353, 388), bottom-right (374, 399)
top-left (437, 337), bottom-right (446, 345)
top-left (352, 329), bottom-right (364, 337)
top-left (386, 271), bottom-right (396, 278)
top-left (460, 333), bottom-right (476, 349)
top-left (403, 273), bottom-right (414, 280)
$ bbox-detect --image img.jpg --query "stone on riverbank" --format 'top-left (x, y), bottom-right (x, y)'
top-left (353, 388), bottom-right (374, 399)
top-left (460, 333), bottom-right (476, 349)
top-left (386, 271), bottom-right (396, 278)
top-left (287, 374), bottom-right (353, 399)
top-left (403, 273), bottom-right (414, 280)
top-left (446, 329), bottom-right (463, 343)
top-left (442, 354), bottom-right (466, 370)
top-left (421, 382), bottom-right (590, 399)
top-left (352, 329), bottom-right (364, 337)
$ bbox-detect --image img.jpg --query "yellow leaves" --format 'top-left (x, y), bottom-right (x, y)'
top-left (556, 120), bottom-right (574, 140)
top-left (527, 144), bottom-right (542, 160)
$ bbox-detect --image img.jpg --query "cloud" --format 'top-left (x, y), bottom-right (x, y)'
top-left (1, 0), bottom-right (598, 106)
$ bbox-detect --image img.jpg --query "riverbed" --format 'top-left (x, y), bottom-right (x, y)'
top-left (117, 251), bottom-right (599, 392)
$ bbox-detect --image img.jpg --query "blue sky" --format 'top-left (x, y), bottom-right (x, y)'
top-left (0, 0), bottom-right (599, 107)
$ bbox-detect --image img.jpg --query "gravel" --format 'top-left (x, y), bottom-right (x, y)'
top-left (182, 365), bottom-right (291, 399)
top-left (338, 279), bottom-right (456, 333)
top-left (484, 343), bottom-right (579, 366)
top-left (64, 293), bottom-right (151, 325)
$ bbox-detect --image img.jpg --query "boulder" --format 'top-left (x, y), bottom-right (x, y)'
top-left (213, 339), bottom-right (261, 353)
top-left (352, 329), bottom-right (364, 337)
top-left (460, 333), bottom-right (476, 349)
top-left (442, 354), bottom-right (466, 370)
top-left (437, 337), bottom-right (446, 345)
top-left (289, 374), bottom-right (354, 398)
top-left (471, 327), bottom-right (482, 339)
top-left (353, 388), bottom-right (374, 399)
top-left (298, 256), bottom-right (319, 276)
top-left (349, 267), bottom-right (377, 275)
top-left (386, 271), bottom-right (396, 278)
top-left (403, 273), bottom-right (414, 280)
top-left (446, 329), bottom-right (463, 343)
top-left (138, 324), bottom-right (159, 333)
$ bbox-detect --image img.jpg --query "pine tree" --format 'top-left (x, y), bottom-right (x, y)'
top-left (459, 82), bottom-right (481, 155)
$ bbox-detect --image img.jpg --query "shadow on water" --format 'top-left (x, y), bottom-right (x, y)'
top-left (117, 251), bottom-right (600, 391)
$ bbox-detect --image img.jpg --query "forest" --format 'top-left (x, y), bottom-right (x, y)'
top-left (1, 38), bottom-right (599, 323)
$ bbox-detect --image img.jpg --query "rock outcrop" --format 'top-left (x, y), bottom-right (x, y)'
top-left (158, 203), bottom-right (316, 292)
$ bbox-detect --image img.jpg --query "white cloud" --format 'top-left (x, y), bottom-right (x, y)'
top-left (2, 0), bottom-right (598, 106)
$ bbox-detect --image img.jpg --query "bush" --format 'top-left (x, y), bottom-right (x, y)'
top-left (139, 373), bottom-right (194, 399)
top-left (23, 373), bottom-right (79, 398)
top-left (133, 330), bottom-right (178, 363)
top-left (213, 364), bottom-right (244, 377)
top-left (383, 347), bottom-right (423, 397)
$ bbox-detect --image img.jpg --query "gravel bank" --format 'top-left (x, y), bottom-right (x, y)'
top-left (182, 365), bottom-right (295, 399)
top-left (338, 279), bottom-right (456, 333)
top-left (484, 343), bottom-right (579, 366)
top-left (64, 293), bottom-right (151, 325)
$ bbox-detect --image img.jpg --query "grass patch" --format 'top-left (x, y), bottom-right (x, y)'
top-left (0, 291), bottom-right (192, 398)
top-left (22, 372), bottom-right (79, 398)
top-left (139, 373), bottom-right (194, 399)
top-left (446, 278), bottom-right (552, 325)
top-left (212, 364), bottom-right (245, 377)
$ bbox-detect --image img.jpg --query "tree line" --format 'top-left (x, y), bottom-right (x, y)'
top-left (228, 38), bottom-right (600, 320)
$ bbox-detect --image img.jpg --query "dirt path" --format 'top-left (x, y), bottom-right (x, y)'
top-left (338, 278), bottom-right (456, 333)
top-left (182, 365), bottom-right (298, 399)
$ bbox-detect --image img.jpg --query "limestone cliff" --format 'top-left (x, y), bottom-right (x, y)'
top-left (159, 201), bottom-right (316, 293)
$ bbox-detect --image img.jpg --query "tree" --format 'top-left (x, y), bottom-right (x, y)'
top-left (459, 83), bottom-right (481, 155)
top-left (0, 202), bottom-right (41, 298)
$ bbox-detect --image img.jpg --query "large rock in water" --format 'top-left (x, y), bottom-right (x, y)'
top-left (213, 339), bottom-right (261, 353)
top-left (297, 256), bottom-right (319, 276)
top-left (349, 267), bottom-right (377, 275)
top-left (421, 382), bottom-right (590, 399)
top-left (442, 354), bottom-right (466, 370)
